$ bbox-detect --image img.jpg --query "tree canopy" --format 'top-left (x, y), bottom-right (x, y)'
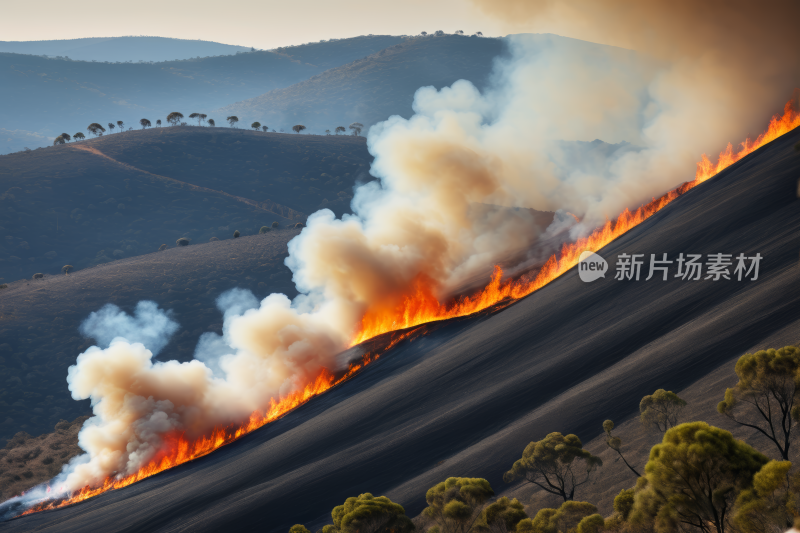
top-left (293, 124), bottom-right (307, 133)
top-left (227, 115), bottom-right (239, 127)
top-left (251, 121), bottom-right (261, 131)
top-left (733, 460), bottom-right (799, 533)
top-left (321, 493), bottom-right (413, 533)
top-left (53, 136), bottom-right (65, 145)
top-left (335, 126), bottom-right (346, 134)
top-left (640, 389), bottom-right (687, 433)
top-left (117, 120), bottom-right (124, 130)
top-left (207, 118), bottom-right (215, 127)
top-left (60, 132), bottom-right (71, 141)
top-left (423, 477), bottom-right (495, 533)
top-left (167, 112), bottom-right (184, 126)
top-left (474, 496), bottom-right (527, 532)
top-left (718, 346), bottom-right (800, 459)
top-left (349, 122), bottom-right (364, 135)
top-left (140, 118), bottom-right (151, 129)
top-left (107, 122), bottom-right (115, 132)
top-left (631, 421), bottom-right (769, 533)
top-left (504, 432), bottom-right (602, 502)
top-left (516, 500), bottom-right (598, 533)
top-left (73, 132), bottom-right (85, 140)
top-left (87, 123), bottom-right (105, 136)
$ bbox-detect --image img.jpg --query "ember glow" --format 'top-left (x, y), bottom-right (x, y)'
top-left (13, 99), bottom-right (800, 519)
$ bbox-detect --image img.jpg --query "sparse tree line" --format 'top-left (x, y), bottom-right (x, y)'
top-left (289, 346), bottom-right (800, 533)
top-left (53, 113), bottom-right (365, 145)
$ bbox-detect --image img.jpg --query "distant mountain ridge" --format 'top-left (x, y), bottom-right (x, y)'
top-left (0, 36), bottom-right (251, 63)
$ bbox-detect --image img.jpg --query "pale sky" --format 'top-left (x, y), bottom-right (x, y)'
top-left (0, 0), bottom-right (518, 49)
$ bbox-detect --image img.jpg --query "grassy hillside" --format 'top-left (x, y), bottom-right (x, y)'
top-left (0, 37), bottom-right (250, 63)
top-left (5, 125), bottom-right (797, 532)
top-left (0, 35), bottom-right (407, 153)
top-left (0, 127), bottom-right (373, 281)
top-left (0, 231), bottom-right (300, 446)
top-left (214, 34), bottom-right (506, 133)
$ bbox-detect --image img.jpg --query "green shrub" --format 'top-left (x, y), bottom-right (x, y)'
top-left (176, 238), bottom-right (190, 247)
top-left (233, 230), bottom-right (240, 238)
top-left (271, 221), bottom-right (280, 228)
top-left (259, 226), bottom-right (270, 234)
top-left (159, 244), bottom-right (167, 251)
top-left (61, 265), bottom-right (73, 275)
top-left (0, 284), bottom-right (8, 290)
top-left (288, 526), bottom-right (310, 533)
top-left (32, 273), bottom-right (43, 279)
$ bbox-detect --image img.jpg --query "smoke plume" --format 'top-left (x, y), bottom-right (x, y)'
top-left (8, 3), bottom-right (799, 507)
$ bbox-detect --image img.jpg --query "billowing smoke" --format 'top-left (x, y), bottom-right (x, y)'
top-left (8, 3), bottom-right (799, 506)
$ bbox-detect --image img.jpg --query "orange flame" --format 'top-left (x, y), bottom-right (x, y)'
top-left (18, 98), bottom-right (800, 517)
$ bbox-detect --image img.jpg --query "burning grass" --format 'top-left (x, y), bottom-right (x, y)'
top-left (15, 98), bottom-right (800, 518)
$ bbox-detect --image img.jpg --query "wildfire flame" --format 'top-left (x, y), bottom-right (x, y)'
top-left (17, 98), bottom-right (800, 517)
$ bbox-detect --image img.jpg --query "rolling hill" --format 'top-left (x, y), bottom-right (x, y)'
top-left (0, 37), bottom-right (250, 63)
top-left (0, 35), bottom-right (406, 153)
top-left (0, 127), bottom-right (373, 282)
top-left (2, 100), bottom-right (798, 531)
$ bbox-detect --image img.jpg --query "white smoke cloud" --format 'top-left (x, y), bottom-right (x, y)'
top-left (6, 30), bottom-right (784, 509)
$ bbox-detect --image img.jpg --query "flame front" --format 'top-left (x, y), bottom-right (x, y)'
top-left (19, 99), bottom-right (800, 517)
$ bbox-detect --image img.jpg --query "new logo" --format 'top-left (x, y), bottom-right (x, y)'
top-left (578, 251), bottom-right (608, 282)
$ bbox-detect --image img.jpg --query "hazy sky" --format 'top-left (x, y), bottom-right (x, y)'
top-left (0, 0), bottom-right (516, 49)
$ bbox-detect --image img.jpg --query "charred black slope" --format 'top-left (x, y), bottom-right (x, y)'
top-left (0, 230), bottom-right (300, 446)
top-left (0, 127), bottom-right (371, 281)
top-left (5, 129), bottom-right (800, 532)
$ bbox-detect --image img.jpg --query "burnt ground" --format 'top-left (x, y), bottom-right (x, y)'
top-left (1, 128), bottom-right (799, 532)
top-left (0, 230), bottom-right (300, 444)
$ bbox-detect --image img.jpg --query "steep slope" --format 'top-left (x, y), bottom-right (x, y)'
top-left (4, 115), bottom-right (798, 530)
top-left (0, 127), bottom-right (371, 281)
top-left (214, 34), bottom-right (507, 133)
top-left (0, 37), bottom-right (249, 63)
top-left (0, 230), bottom-right (301, 446)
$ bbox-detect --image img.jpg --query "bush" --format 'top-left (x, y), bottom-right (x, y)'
top-left (209, 237), bottom-right (219, 242)
top-left (159, 244), bottom-right (167, 251)
top-left (176, 238), bottom-right (190, 247)
top-left (32, 273), bottom-right (43, 279)
top-left (294, 223), bottom-right (305, 229)
top-left (233, 230), bottom-right (240, 238)
top-left (271, 221), bottom-right (280, 228)
top-left (259, 226), bottom-right (270, 234)
top-left (0, 284), bottom-right (7, 290)
top-left (288, 526), bottom-right (310, 533)
top-left (61, 265), bottom-right (73, 275)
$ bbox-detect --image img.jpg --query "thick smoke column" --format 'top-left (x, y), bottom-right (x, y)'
top-left (11, 3), bottom-right (800, 502)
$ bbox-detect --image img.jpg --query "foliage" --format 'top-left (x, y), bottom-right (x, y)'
top-left (227, 115), bottom-right (239, 127)
top-left (233, 230), bottom-right (240, 238)
top-left (718, 346), bottom-right (800, 459)
top-left (272, 221), bottom-right (280, 228)
top-left (208, 119), bottom-right (215, 127)
top-left (640, 389), bottom-right (686, 433)
top-left (158, 244), bottom-right (167, 251)
top-left (53, 136), bottom-right (65, 145)
top-left (630, 421), bottom-right (769, 533)
top-left (423, 477), bottom-right (495, 533)
top-left (288, 525), bottom-right (311, 533)
top-left (504, 432), bottom-right (602, 501)
top-left (167, 112), bottom-right (184, 126)
top-left (259, 226), bottom-right (270, 234)
top-left (175, 238), bottom-right (189, 246)
top-left (349, 122), bottom-right (364, 136)
top-left (603, 420), bottom-right (641, 477)
top-left (251, 122), bottom-right (261, 131)
top-left (262, 125), bottom-right (268, 132)
top-left (474, 497), bottom-right (527, 532)
top-left (87, 123), bottom-right (105, 137)
top-left (108, 122), bottom-right (115, 132)
top-left (323, 493), bottom-right (413, 533)
top-left (515, 501), bottom-right (597, 533)
top-left (61, 265), bottom-right (73, 274)
top-left (156, 119), bottom-right (162, 126)
top-left (140, 118), bottom-right (152, 129)
top-left (293, 124), bottom-right (307, 133)
top-left (336, 126), bottom-right (346, 134)
top-left (60, 133), bottom-right (71, 142)
top-left (577, 514), bottom-right (605, 533)
top-left (733, 460), bottom-right (799, 533)
top-left (325, 129), bottom-right (331, 135)
top-left (117, 120), bottom-right (124, 130)
top-left (613, 488), bottom-right (636, 521)
top-left (32, 273), bottom-right (43, 279)
top-left (0, 284), bottom-right (7, 290)
top-left (73, 132), bottom-right (85, 140)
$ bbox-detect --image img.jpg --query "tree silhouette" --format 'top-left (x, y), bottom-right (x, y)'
top-left (117, 120), bottom-right (124, 130)
top-left (335, 126), bottom-right (346, 135)
top-left (167, 112), bottom-right (184, 126)
top-left (475, 31), bottom-right (483, 36)
top-left (107, 122), bottom-right (115, 133)
top-left (262, 125), bottom-right (268, 132)
top-left (208, 119), bottom-right (215, 127)
top-left (325, 129), bottom-right (331, 135)
top-left (140, 118), bottom-right (152, 129)
top-left (53, 136), bottom-right (65, 145)
top-left (421, 31), bottom-right (428, 36)
top-left (227, 116), bottom-right (239, 128)
top-left (74, 132), bottom-right (85, 141)
top-left (156, 119), bottom-right (162, 127)
top-left (87, 123), bottom-right (105, 137)
top-left (292, 124), bottom-right (306, 133)
top-left (251, 121), bottom-right (261, 131)
top-left (199, 113), bottom-right (207, 125)
top-left (189, 113), bottom-right (200, 124)
top-left (455, 30), bottom-right (464, 35)
top-left (349, 122), bottom-right (364, 136)
top-left (60, 133), bottom-right (71, 142)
